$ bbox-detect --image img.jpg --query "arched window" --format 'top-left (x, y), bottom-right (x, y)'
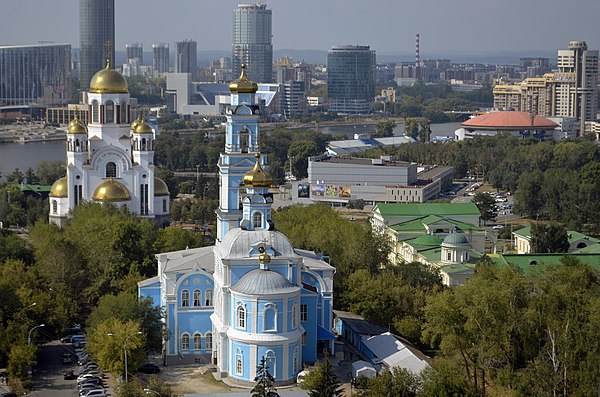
top-left (205, 333), bottom-right (212, 350)
top-left (237, 303), bottom-right (246, 329)
top-left (253, 211), bottom-right (263, 230)
top-left (302, 332), bottom-right (307, 346)
top-left (239, 128), bottom-right (249, 153)
top-left (181, 334), bottom-right (190, 350)
top-left (92, 100), bottom-right (99, 123)
top-left (193, 290), bottom-right (201, 307)
top-left (193, 333), bottom-right (202, 350)
top-left (106, 162), bottom-right (117, 178)
top-left (52, 200), bottom-right (58, 214)
top-left (292, 303), bottom-right (298, 329)
top-left (105, 100), bottom-right (115, 123)
top-left (265, 350), bottom-right (276, 378)
top-left (293, 347), bottom-right (299, 374)
top-left (264, 304), bottom-right (276, 331)
top-left (162, 199), bottom-right (167, 213)
top-left (446, 251), bottom-right (452, 261)
top-left (181, 290), bottom-right (189, 307)
top-left (120, 101), bottom-right (127, 124)
top-left (205, 289), bottom-right (213, 306)
top-left (235, 348), bottom-right (243, 375)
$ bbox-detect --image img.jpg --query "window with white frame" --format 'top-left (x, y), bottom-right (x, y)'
top-left (193, 290), bottom-right (201, 306)
top-left (265, 350), bottom-right (276, 378)
top-left (302, 332), bottom-right (307, 346)
top-left (105, 162), bottom-right (117, 178)
top-left (181, 334), bottom-right (190, 350)
top-left (293, 347), bottom-right (299, 374)
top-left (205, 289), bottom-right (213, 306)
top-left (120, 101), bottom-right (127, 123)
top-left (205, 333), bottom-right (212, 350)
top-left (253, 211), bottom-right (263, 229)
top-left (264, 304), bottom-right (276, 331)
top-left (300, 304), bottom-right (308, 322)
top-left (52, 200), bottom-right (58, 214)
top-left (235, 348), bottom-right (243, 375)
top-left (292, 303), bottom-right (298, 329)
top-left (193, 333), bottom-right (202, 350)
top-left (92, 100), bottom-right (99, 123)
top-left (181, 290), bottom-right (189, 307)
top-left (237, 303), bottom-right (246, 329)
top-left (105, 100), bottom-right (115, 123)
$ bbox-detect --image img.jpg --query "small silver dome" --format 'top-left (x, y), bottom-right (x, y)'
top-left (442, 232), bottom-right (469, 246)
top-left (231, 269), bottom-right (299, 296)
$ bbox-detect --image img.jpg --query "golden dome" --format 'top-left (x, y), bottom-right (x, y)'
top-left (92, 178), bottom-right (131, 202)
top-left (258, 246), bottom-right (271, 264)
top-left (68, 115), bottom-right (87, 134)
top-left (49, 176), bottom-right (68, 198)
top-left (229, 64), bottom-right (258, 94)
top-left (131, 115), bottom-right (143, 131)
top-left (243, 153), bottom-right (273, 188)
top-left (135, 119), bottom-right (153, 134)
top-left (154, 177), bottom-right (170, 196)
top-left (89, 60), bottom-right (128, 94)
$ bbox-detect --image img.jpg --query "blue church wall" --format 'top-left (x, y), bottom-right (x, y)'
top-left (257, 345), bottom-right (285, 380)
top-left (286, 298), bottom-right (299, 332)
top-left (256, 300), bottom-right (285, 333)
top-left (230, 265), bottom-right (259, 285)
top-left (230, 296), bottom-right (254, 333)
top-left (287, 343), bottom-right (302, 379)
top-left (300, 293), bottom-right (318, 363)
top-left (138, 283), bottom-right (160, 307)
top-left (230, 341), bottom-right (251, 381)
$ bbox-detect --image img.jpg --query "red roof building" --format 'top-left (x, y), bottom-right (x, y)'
top-left (462, 111), bottom-right (558, 130)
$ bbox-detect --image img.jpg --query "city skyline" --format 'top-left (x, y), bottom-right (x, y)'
top-left (1, 0), bottom-right (599, 57)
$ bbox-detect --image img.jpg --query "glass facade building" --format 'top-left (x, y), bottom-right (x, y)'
top-left (175, 40), bottom-right (197, 77)
top-left (327, 45), bottom-right (376, 114)
top-left (153, 43), bottom-right (170, 74)
top-left (0, 44), bottom-right (71, 106)
top-left (80, 0), bottom-right (115, 90)
top-left (126, 43), bottom-right (143, 64)
top-left (232, 3), bottom-right (273, 83)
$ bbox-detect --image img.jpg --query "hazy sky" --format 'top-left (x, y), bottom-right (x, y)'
top-left (1, 0), bottom-right (599, 56)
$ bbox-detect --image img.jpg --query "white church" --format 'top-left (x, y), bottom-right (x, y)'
top-left (49, 60), bottom-right (170, 227)
top-left (138, 66), bottom-right (336, 385)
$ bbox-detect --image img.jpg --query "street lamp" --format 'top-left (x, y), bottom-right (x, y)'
top-left (108, 331), bottom-right (142, 382)
top-left (195, 164), bottom-right (200, 183)
top-left (28, 324), bottom-right (45, 345)
top-left (143, 389), bottom-right (161, 396)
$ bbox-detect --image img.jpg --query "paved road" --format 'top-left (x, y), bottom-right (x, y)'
top-left (25, 341), bottom-right (79, 397)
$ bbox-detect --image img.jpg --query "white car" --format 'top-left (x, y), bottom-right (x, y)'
top-left (492, 225), bottom-right (504, 230)
top-left (80, 389), bottom-right (106, 397)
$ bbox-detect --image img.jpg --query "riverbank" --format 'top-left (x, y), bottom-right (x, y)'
top-left (0, 123), bottom-right (66, 144)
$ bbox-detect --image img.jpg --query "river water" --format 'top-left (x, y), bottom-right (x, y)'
top-left (0, 122), bottom-right (463, 180)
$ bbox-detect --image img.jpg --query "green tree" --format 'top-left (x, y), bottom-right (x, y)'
top-left (472, 192), bottom-right (496, 224)
top-left (7, 344), bottom-right (36, 381)
top-left (251, 356), bottom-right (279, 397)
top-left (530, 222), bottom-right (569, 253)
top-left (418, 118), bottom-right (431, 143)
top-left (35, 160), bottom-right (64, 184)
top-left (404, 118), bottom-right (419, 140)
top-left (307, 355), bottom-right (343, 397)
top-left (356, 367), bottom-right (421, 397)
top-left (373, 120), bottom-right (396, 138)
top-left (514, 171), bottom-right (544, 219)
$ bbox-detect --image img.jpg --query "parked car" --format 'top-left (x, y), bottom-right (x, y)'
top-left (64, 370), bottom-right (76, 380)
top-left (62, 353), bottom-right (73, 364)
top-left (137, 363), bottom-right (160, 374)
top-left (80, 390), bottom-right (106, 397)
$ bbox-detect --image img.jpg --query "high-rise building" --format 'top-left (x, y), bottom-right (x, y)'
top-left (126, 43), bottom-right (143, 64)
top-left (174, 40), bottom-right (197, 77)
top-left (79, 0), bottom-right (115, 91)
top-left (0, 43), bottom-right (71, 106)
top-left (327, 45), bottom-right (376, 114)
top-left (152, 43), bottom-right (170, 74)
top-left (493, 41), bottom-right (598, 134)
top-left (555, 41), bottom-right (598, 130)
top-left (232, 3), bottom-right (273, 83)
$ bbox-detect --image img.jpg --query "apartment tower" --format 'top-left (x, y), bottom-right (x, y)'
top-left (174, 40), bottom-right (197, 77)
top-left (126, 43), bottom-right (143, 64)
top-left (79, 0), bottom-right (115, 90)
top-left (152, 43), bottom-right (170, 74)
top-left (232, 3), bottom-right (273, 83)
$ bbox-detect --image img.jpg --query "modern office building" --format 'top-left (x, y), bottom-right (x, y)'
top-left (0, 43), bottom-right (71, 106)
top-left (152, 43), bottom-right (170, 75)
top-left (279, 81), bottom-right (306, 119)
top-left (126, 43), bottom-right (143, 64)
top-left (327, 45), bottom-right (376, 114)
top-left (232, 3), bottom-right (273, 83)
top-left (174, 40), bottom-right (197, 77)
top-left (80, 0), bottom-right (115, 91)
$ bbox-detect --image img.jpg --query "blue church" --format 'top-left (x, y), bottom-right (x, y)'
top-left (138, 66), bottom-right (335, 385)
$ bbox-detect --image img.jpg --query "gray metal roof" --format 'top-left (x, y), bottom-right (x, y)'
top-left (230, 269), bottom-right (299, 296)
top-left (218, 229), bottom-right (297, 259)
